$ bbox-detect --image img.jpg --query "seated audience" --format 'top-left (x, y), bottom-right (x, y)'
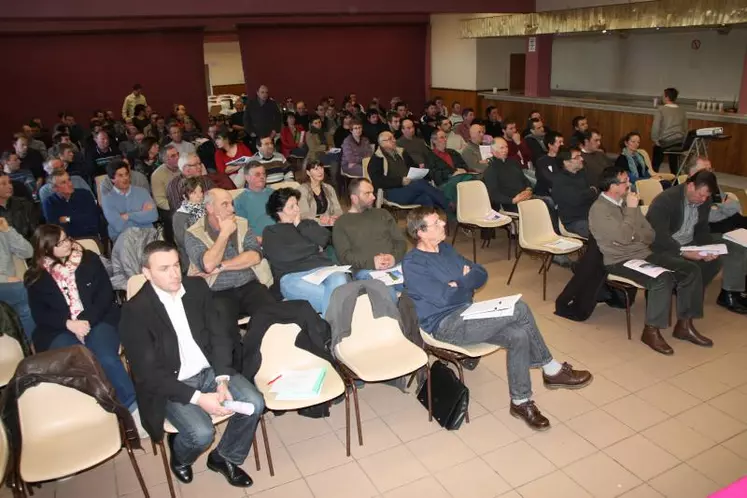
top-left (38, 157), bottom-right (92, 204)
top-left (580, 129), bottom-right (613, 188)
top-left (42, 170), bottom-right (100, 239)
top-left (521, 110), bottom-right (553, 137)
top-left (524, 118), bottom-right (547, 163)
top-left (0, 214), bottom-right (35, 339)
top-left (439, 117), bottom-right (467, 152)
top-left (151, 145), bottom-right (181, 242)
top-left (428, 130), bottom-right (477, 206)
top-left (363, 109), bottom-right (387, 145)
top-left (262, 188), bottom-right (348, 316)
top-left (99, 158), bottom-right (150, 198)
top-left (333, 113), bottom-right (353, 148)
top-left (84, 130), bottom-right (119, 179)
top-left (590, 166), bottom-right (711, 354)
top-left (418, 101), bottom-right (441, 144)
top-left (568, 115), bottom-right (589, 148)
top-left (534, 131), bottom-right (563, 197)
top-left (340, 119), bottom-right (372, 177)
top-left (482, 137), bottom-right (534, 213)
top-left (2, 150), bottom-right (37, 200)
top-left (133, 136), bottom-right (161, 180)
top-left (101, 159), bottom-right (158, 240)
top-left (305, 116), bottom-right (330, 164)
top-left (249, 136), bottom-right (293, 185)
top-left (0, 172), bottom-right (37, 239)
top-left (687, 157), bottom-right (747, 234)
top-left (369, 131), bottom-right (448, 210)
top-left (551, 148), bottom-right (597, 238)
top-left (651, 87), bottom-right (688, 172)
top-left (234, 164), bottom-right (275, 237)
top-left (165, 123), bottom-right (196, 157)
top-left (334, 178), bottom-right (406, 302)
top-left (181, 119), bottom-right (202, 143)
top-left (396, 119), bottom-right (431, 167)
top-left (132, 104), bottom-right (149, 132)
top-left (460, 124), bottom-right (489, 174)
top-left (454, 108), bottom-right (475, 142)
top-left (648, 170), bottom-right (747, 315)
top-left (13, 134), bottom-right (45, 185)
top-left (448, 101), bottom-right (463, 126)
top-left (386, 112), bottom-right (402, 140)
top-left (144, 114), bottom-right (168, 143)
top-left (614, 131), bottom-right (672, 189)
top-left (215, 128), bottom-right (253, 184)
top-left (403, 207), bottom-right (592, 430)
top-left (21, 124), bottom-right (48, 160)
top-left (25, 225), bottom-right (138, 418)
top-left (484, 106), bottom-right (503, 139)
top-left (118, 124), bottom-right (143, 161)
top-left (502, 119), bottom-right (532, 169)
top-left (120, 241), bottom-right (263, 488)
top-left (166, 153), bottom-right (215, 214)
top-left (298, 161), bottom-right (343, 224)
top-left (54, 142), bottom-right (88, 182)
top-left (280, 112), bottom-right (305, 157)
top-left (173, 177), bottom-right (206, 271)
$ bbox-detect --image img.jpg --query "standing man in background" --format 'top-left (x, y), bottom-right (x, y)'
top-left (244, 85), bottom-right (282, 146)
top-left (122, 84), bottom-right (147, 120)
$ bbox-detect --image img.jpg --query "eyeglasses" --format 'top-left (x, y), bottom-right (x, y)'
top-left (424, 219), bottom-right (446, 229)
top-left (56, 237), bottom-right (72, 247)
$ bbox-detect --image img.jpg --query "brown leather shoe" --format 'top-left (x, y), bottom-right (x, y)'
top-left (509, 400), bottom-right (550, 431)
top-left (673, 319), bottom-right (713, 347)
top-left (641, 325), bottom-right (674, 355)
top-left (543, 362), bottom-right (593, 390)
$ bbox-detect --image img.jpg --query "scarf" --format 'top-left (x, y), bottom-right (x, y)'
top-left (622, 148), bottom-right (650, 182)
top-left (309, 126), bottom-right (325, 140)
top-left (43, 243), bottom-right (84, 319)
top-left (177, 201), bottom-right (206, 226)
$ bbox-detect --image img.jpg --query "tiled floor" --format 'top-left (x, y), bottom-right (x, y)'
top-left (6, 233), bottom-right (747, 498)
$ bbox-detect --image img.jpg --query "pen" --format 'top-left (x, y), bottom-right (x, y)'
top-left (267, 374), bottom-right (283, 386)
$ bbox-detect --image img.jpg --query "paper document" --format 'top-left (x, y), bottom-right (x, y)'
top-left (724, 229), bottom-right (747, 248)
top-left (680, 244), bottom-right (728, 256)
top-left (544, 239), bottom-right (582, 251)
top-left (407, 167), bottom-right (429, 180)
top-left (225, 156), bottom-right (253, 166)
top-left (301, 265), bottom-right (351, 285)
top-left (328, 147), bottom-right (342, 154)
top-left (479, 145), bottom-right (492, 161)
top-left (461, 294), bottom-right (522, 320)
top-left (623, 259), bottom-right (671, 278)
top-left (270, 368), bottom-right (327, 401)
top-left (485, 209), bottom-right (511, 223)
top-left (369, 265), bottom-right (404, 286)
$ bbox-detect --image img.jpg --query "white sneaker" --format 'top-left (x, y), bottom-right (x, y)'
top-left (130, 407), bottom-right (150, 440)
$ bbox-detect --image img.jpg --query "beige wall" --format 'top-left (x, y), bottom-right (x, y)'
top-left (476, 37), bottom-right (527, 90)
top-left (203, 42), bottom-right (245, 88)
top-left (430, 14), bottom-right (477, 90)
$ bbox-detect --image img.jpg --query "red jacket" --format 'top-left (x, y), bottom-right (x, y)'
top-left (507, 138), bottom-right (533, 169)
top-left (214, 143), bottom-right (253, 175)
top-left (280, 125), bottom-right (304, 157)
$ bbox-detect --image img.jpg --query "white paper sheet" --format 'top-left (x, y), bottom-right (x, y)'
top-left (460, 294), bottom-right (522, 320)
top-left (407, 167), bottom-right (429, 180)
top-left (369, 265), bottom-right (404, 286)
top-left (301, 265), bottom-right (351, 285)
top-left (724, 229), bottom-right (747, 248)
top-left (479, 145), bottom-right (493, 161)
top-left (328, 147), bottom-right (342, 154)
top-left (623, 259), bottom-right (671, 278)
top-left (680, 244), bottom-right (728, 256)
top-left (484, 209), bottom-right (511, 223)
top-left (270, 368), bottom-right (327, 400)
top-left (225, 155), bottom-right (253, 166)
top-left (543, 239), bottom-right (582, 251)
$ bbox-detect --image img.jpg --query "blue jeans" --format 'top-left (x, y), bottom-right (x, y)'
top-left (48, 321), bottom-right (136, 408)
top-left (354, 269), bottom-right (402, 302)
top-left (0, 282), bottom-right (35, 341)
top-left (280, 267), bottom-right (350, 317)
top-left (384, 180), bottom-right (449, 210)
top-left (164, 368), bottom-right (265, 465)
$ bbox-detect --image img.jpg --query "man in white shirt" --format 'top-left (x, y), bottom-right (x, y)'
top-left (438, 117), bottom-right (466, 152)
top-left (120, 241), bottom-right (263, 488)
top-left (165, 124), bottom-right (196, 157)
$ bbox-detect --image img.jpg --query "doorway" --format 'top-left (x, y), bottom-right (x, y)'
top-left (509, 53), bottom-right (526, 93)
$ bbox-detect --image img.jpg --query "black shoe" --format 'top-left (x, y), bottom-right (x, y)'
top-left (166, 433), bottom-right (193, 484)
top-left (716, 290), bottom-right (747, 314)
top-left (206, 450), bottom-right (253, 488)
top-left (461, 358), bottom-right (480, 371)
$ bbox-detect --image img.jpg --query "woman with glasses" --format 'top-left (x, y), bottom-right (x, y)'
top-left (297, 160), bottom-right (342, 225)
top-left (24, 225), bottom-right (138, 414)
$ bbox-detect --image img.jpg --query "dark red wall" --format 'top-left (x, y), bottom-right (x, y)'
top-left (0, 30), bottom-right (208, 145)
top-left (238, 24), bottom-right (427, 112)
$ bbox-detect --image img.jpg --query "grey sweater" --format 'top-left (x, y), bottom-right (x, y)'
top-left (651, 105), bottom-right (688, 146)
top-left (0, 227), bottom-right (33, 282)
top-left (588, 196), bottom-right (654, 266)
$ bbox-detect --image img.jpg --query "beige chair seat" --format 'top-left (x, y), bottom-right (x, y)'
top-left (0, 420), bottom-right (8, 486)
top-left (269, 181), bottom-right (300, 191)
top-left (229, 188), bottom-right (246, 200)
top-left (163, 413), bottom-right (233, 434)
top-left (459, 215), bottom-right (511, 229)
top-left (381, 191), bottom-right (421, 210)
top-left (500, 210), bottom-right (520, 219)
top-left (19, 384), bottom-right (122, 482)
top-left (0, 335), bottom-right (25, 387)
top-left (255, 324), bottom-right (345, 411)
top-left (607, 273), bottom-right (645, 289)
top-left (559, 220), bottom-right (588, 241)
top-left (420, 329), bottom-right (500, 357)
top-left (522, 236), bottom-right (583, 255)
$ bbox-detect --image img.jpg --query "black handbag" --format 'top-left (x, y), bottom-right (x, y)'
top-left (417, 361), bottom-right (469, 430)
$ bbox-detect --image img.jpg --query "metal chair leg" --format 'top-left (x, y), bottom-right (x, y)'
top-left (344, 384), bottom-right (351, 456)
top-left (506, 249), bottom-right (523, 285)
top-left (158, 440), bottom-right (177, 498)
top-left (542, 254), bottom-right (550, 301)
top-left (472, 230), bottom-right (477, 263)
top-left (260, 414), bottom-right (274, 476)
top-left (121, 422), bottom-right (150, 498)
top-left (252, 435), bottom-right (260, 471)
top-left (451, 222), bottom-right (459, 245)
top-left (351, 382), bottom-right (363, 447)
top-left (426, 357), bottom-right (433, 422)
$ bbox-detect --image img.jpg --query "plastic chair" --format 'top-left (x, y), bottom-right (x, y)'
top-left (606, 274), bottom-right (645, 341)
top-left (254, 323), bottom-right (347, 454)
top-left (229, 188), bottom-right (246, 200)
top-left (419, 329), bottom-right (500, 423)
top-left (0, 335), bottom-right (25, 388)
top-left (16, 383), bottom-right (148, 497)
top-left (636, 178), bottom-right (664, 206)
top-left (94, 175), bottom-right (107, 204)
top-left (269, 181), bottom-right (300, 191)
top-left (12, 256), bottom-right (27, 280)
top-left (334, 295), bottom-right (428, 449)
top-left (506, 199), bottom-right (583, 300)
top-left (362, 157), bottom-right (420, 216)
top-left (558, 220), bottom-right (588, 241)
top-left (0, 420), bottom-right (8, 488)
top-left (77, 238), bottom-right (101, 255)
top-left (451, 181), bottom-right (512, 262)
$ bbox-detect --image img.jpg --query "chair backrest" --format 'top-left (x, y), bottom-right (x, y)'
top-left (456, 181), bottom-right (491, 224)
top-left (517, 199), bottom-right (556, 247)
top-left (269, 181), bottom-right (300, 191)
top-left (77, 238), bottom-right (101, 255)
top-left (0, 419), bottom-right (7, 486)
top-left (94, 175), bottom-right (107, 204)
top-left (12, 256), bottom-right (27, 279)
top-left (229, 188), bottom-right (246, 200)
top-left (17, 383), bottom-right (121, 482)
top-left (338, 295), bottom-right (404, 354)
top-left (636, 178), bottom-right (664, 206)
top-left (362, 157), bottom-right (372, 181)
top-left (0, 334), bottom-right (25, 387)
top-left (254, 323), bottom-right (312, 383)
top-left (126, 274), bottom-right (147, 300)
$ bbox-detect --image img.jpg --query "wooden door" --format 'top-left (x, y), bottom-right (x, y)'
top-left (509, 53), bottom-right (526, 93)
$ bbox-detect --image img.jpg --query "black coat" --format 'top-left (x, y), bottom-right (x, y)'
top-left (551, 167), bottom-right (598, 224)
top-left (27, 249), bottom-right (118, 352)
top-left (534, 155), bottom-right (561, 197)
top-left (119, 276), bottom-right (235, 441)
top-left (426, 149), bottom-right (469, 187)
top-left (647, 184), bottom-right (712, 254)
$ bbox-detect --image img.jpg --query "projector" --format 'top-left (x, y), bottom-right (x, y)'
top-left (696, 127), bottom-right (724, 137)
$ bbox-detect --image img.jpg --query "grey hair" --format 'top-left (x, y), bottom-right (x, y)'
top-left (160, 144), bottom-right (178, 162)
top-left (490, 137), bottom-right (507, 153)
top-left (203, 189), bottom-right (216, 208)
top-left (377, 131), bottom-right (392, 145)
top-left (685, 156), bottom-right (710, 175)
top-left (177, 152), bottom-right (199, 172)
top-left (405, 206), bottom-right (441, 240)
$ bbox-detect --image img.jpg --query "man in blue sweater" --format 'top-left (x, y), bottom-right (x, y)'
top-left (101, 158), bottom-right (158, 240)
top-left (233, 163), bottom-right (275, 242)
top-left (402, 206), bottom-right (593, 432)
top-left (42, 170), bottom-right (100, 239)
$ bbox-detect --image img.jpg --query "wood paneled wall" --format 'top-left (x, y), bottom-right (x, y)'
top-left (429, 88), bottom-right (747, 177)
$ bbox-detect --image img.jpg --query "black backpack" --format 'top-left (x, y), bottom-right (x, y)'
top-left (417, 361), bottom-right (469, 430)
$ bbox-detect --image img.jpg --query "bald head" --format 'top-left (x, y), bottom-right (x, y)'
top-left (469, 124), bottom-right (485, 145)
top-left (378, 131), bottom-right (396, 153)
top-left (491, 137), bottom-right (509, 160)
top-left (204, 188), bottom-right (234, 224)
